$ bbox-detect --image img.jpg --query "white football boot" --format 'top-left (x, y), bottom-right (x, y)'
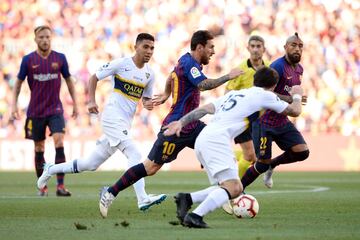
top-left (37, 163), bottom-right (54, 189)
top-left (99, 187), bottom-right (115, 218)
top-left (138, 194), bottom-right (167, 211)
top-left (263, 167), bottom-right (274, 188)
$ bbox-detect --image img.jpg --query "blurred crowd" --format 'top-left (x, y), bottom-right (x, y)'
top-left (0, 0), bottom-right (359, 141)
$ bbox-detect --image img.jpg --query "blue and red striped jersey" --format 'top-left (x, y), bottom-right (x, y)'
top-left (162, 53), bottom-right (207, 133)
top-left (17, 50), bottom-right (71, 117)
top-left (260, 56), bottom-right (303, 127)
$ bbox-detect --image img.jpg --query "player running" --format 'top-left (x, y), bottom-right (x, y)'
top-left (37, 33), bottom-right (166, 211)
top-left (98, 30), bottom-right (244, 218)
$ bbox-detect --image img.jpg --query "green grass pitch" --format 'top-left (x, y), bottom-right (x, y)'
top-left (0, 171), bottom-right (359, 240)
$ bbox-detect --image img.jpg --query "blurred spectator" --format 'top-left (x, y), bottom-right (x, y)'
top-left (1, 0), bottom-right (359, 140)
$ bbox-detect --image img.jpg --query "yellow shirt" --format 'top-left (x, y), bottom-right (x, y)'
top-left (225, 59), bottom-right (270, 91)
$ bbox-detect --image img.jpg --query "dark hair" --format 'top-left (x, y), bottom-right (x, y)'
top-left (34, 25), bottom-right (52, 35)
top-left (248, 35), bottom-right (265, 45)
top-left (190, 30), bottom-right (214, 51)
top-left (253, 67), bottom-right (279, 88)
top-left (136, 33), bottom-right (155, 44)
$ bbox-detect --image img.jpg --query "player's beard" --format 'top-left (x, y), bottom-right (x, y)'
top-left (201, 55), bottom-right (210, 65)
top-left (38, 43), bottom-right (50, 53)
top-left (288, 53), bottom-right (301, 64)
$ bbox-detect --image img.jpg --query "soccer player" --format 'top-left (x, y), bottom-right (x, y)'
top-left (98, 30), bottom-right (244, 218)
top-left (241, 32), bottom-right (309, 191)
top-left (163, 67), bottom-right (303, 228)
top-left (37, 33), bottom-right (166, 211)
top-left (224, 35), bottom-right (270, 177)
top-left (11, 26), bottom-right (78, 197)
top-left (222, 35), bottom-right (270, 214)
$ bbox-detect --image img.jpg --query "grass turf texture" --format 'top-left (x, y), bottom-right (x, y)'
top-left (0, 171), bottom-right (359, 240)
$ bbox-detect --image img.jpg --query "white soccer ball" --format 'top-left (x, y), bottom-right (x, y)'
top-left (232, 194), bottom-right (259, 218)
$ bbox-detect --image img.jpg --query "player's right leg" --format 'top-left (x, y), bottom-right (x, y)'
top-left (25, 117), bottom-right (48, 196)
top-left (37, 139), bottom-right (112, 190)
top-left (120, 140), bottom-right (167, 211)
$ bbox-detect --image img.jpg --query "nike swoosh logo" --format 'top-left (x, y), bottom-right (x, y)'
top-left (286, 76), bottom-right (292, 79)
top-left (32, 65), bottom-right (40, 69)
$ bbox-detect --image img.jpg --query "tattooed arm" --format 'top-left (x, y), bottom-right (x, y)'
top-left (197, 68), bottom-right (244, 91)
top-left (163, 103), bottom-right (215, 137)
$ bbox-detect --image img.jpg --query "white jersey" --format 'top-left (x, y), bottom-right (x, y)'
top-left (204, 87), bottom-right (288, 140)
top-left (95, 57), bottom-right (155, 146)
top-left (195, 87), bottom-right (288, 184)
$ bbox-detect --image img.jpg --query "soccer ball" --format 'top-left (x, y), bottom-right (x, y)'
top-left (232, 194), bottom-right (259, 218)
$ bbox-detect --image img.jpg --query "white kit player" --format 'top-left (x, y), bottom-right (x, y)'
top-left (37, 33), bottom-right (166, 211)
top-left (163, 67), bottom-right (303, 228)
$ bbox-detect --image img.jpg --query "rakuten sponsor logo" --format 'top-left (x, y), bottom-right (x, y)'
top-left (33, 73), bottom-right (58, 81)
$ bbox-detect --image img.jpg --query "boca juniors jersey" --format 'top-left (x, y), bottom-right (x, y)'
top-left (95, 56), bottom-right (155, 129)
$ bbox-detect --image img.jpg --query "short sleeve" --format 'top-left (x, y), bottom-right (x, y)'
top-left (95, 59), bottom-right (120, 80)
top-left (261, 91), bottom-right (289, 113)
top-left (60, 54), bottom-right (71, 79)
top-left (186, 65), bottom-right (207, 86)
top-left (17, 56), bottom-right (28, 81)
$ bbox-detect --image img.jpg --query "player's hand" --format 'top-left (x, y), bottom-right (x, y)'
top-left (9, 106), bottom-right (20, 122)
top-left (87, 101), bottom-right (99, 114)
top-left (143, 98), bottom-right (154, 110)
top-left (152, 93), bottom-right (169, 106)
top-left (72, 104), bottom-right (79, 119)
top-left (228, 68), bottom-right (245, 79)
top-left (290, 85), bottom-right (303, 96)
top-left (163, 121), bottom-right (182, 137)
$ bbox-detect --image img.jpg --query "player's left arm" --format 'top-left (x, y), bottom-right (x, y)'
top-left (197, 68), bottom-right (244, 91)
top-left (163, 103), bottom-right (215, 137)
top-left (64, 76), bottom-right (79, 119)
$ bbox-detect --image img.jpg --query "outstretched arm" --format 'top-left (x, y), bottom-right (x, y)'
top-left (197, 68), bottom-right (244, 91)
top-left (163, 103), bottom-right (215, 137)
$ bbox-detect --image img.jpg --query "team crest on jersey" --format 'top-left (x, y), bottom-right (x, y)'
top-left (123, 130), bottom-right (128, 135)
top-left (51, 62), bottom-right (59, 70)
top-left (145, 72), bottom-right (150, 79)
top-left (190, 67), bottom-right (201, 78)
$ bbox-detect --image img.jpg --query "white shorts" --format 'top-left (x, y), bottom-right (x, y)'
top-left (101, 117), bottom-right (131, 147)
top-left (195, 133), bottom-right (239, 185)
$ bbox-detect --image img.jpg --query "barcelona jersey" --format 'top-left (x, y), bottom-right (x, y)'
top-left (261, 56), bottom-right (303, 127)
top-left (17, 50), bottom-right (70, 117)
top-left (162, 53), bottom-right (207, 133)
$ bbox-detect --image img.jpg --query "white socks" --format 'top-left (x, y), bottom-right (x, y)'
top-left (192, 187), bottom-right (229, 217)
top-left (190, 186), bottom-right (218, 203)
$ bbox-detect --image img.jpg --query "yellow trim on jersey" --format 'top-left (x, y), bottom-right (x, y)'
top-left (114, 74), bottom-right (146, 102)
top-left (114, 74), bottom-right (146, 88)
top-left (226, 59), bottom-right (270, 91)
top-left (172, 72), bottom-right (179, 105)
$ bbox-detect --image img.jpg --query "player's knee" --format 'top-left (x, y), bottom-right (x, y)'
top-left (143, 159), bottom-right (161, 176)
top-left (292, 149), bottom-right (309, 162)
top-left (254, 161), bottom-right (270, 174)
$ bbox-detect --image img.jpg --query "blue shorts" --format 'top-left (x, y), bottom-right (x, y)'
top-left (253, 121), bottom-right (306, 160)
top-left (147, 122), bottom-right (206, 164)
top-left (25, 114), bottom-right (66, 141)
